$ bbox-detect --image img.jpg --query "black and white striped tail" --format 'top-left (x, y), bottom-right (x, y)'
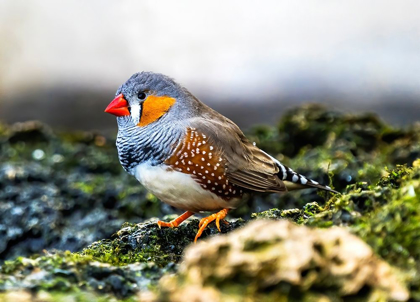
top-left (276, 162), bottom-right (339, 194)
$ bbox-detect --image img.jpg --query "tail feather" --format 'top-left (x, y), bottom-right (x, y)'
top-left (277, 163), bottom-right (339, 194)
top-left (263, 150), bottom-right (339, 194)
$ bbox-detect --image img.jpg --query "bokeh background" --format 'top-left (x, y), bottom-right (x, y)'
top-left (1, 0), bottom-right (419, 132)
top-left (2, 3), bottom-right (420, 299)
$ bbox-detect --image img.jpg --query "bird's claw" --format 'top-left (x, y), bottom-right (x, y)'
top-left (194, 209), bottom-right (229, 243)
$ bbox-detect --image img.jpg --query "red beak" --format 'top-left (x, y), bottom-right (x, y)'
top-left (104, 94), bottom-right (130, 116)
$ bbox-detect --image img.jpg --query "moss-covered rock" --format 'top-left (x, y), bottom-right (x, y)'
top-left (80, 218), bottom-right (246, 267)
top-left (2, 158), bottom-right (419, 299)
top-left (1, 106), bottom-right (419, 261)
top-left (0, 121), bottom-right (172, 261)
top-left (157, 220), bottom-right (408, 302)
top-left (0, 251), bottom-right (165, 300)
top-left (1, 105), bottom-right (420, 300)
top-left (249, 163), bottom-right (420, 300)
top-left (0, 218), bottom-right (248, 299)
top-left (245, 104), bottom-right (420, 212)
top-left (351, 163), bottom-right (420, 300)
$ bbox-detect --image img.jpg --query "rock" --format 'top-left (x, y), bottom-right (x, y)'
top-left (158, 220), bottom-right (409, 302)
top-left (245, 104), bottom-right (420, 211)
top-left (0, 251), bottom-right (166, 299)
top-left (1, 161), bottom-right (419, 300)
top-left (0, 290), bottom-right (32, 302)
top-left (7, 121), bottom-right (53, 145)
top-left (1, 106), bottom-right (420, 300)
top-left (0, 162), bottom-right (132, 260)
top-left (80, 218), bottom-right (247, 267)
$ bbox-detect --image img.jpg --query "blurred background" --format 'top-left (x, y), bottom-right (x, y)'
top-left (0, 0), bottom-right (419, 132)
top-left (2, 4), bottom-right (420, 296)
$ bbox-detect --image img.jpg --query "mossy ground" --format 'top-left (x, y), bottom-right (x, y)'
top-left (253, 162), bottom-right (420, 300)
top-left (0, 105), bottom-right (419, 300)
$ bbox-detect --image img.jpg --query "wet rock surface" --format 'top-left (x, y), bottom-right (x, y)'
top-left (0, 105), bottom-right (419, 301)
top-left (0, 122), bottom-right (171, 261)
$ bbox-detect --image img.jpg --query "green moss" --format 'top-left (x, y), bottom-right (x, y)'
top-left (0, 289), bottom-right (140, 302)
top-left (246, 163), bottom-right (420, 299)
top-left (251, 208), bottom-right (284, 220)
top-left (350, 165), bottom-right (420, 298)
top-left (377, 164), bottom-right (414, 188)
top-left (80, 218), bottom-right (247, 267)
top-left (1, 162), bottom-right (419, 299)
top-left (306, 163), bottom-right (420, 298)
top-left (0, 250), bottom-right (165, 299)
top-left (253, 164), bottom-right (419, 269)
top-left (80, 221), bottom-right (192, 267)
top-left (1, 106), bottom-right (420, 300)
top-left (0, 217), bottom-right (249, 299)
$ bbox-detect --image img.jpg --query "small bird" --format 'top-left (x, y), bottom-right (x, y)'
top-left (105, 72), bottom-right (337, 242)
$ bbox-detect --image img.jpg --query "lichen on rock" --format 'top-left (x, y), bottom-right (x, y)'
top-left (157, 220), bottom-right (408, 302)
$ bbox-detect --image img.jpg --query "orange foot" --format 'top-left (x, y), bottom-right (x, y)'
top-left (157, 211), bottom-right (194, 228)
top-left (195, 209), bottom-right (229, 243)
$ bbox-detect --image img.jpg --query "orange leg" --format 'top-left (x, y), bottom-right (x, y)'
top-left (157, 211), bottom-right (195, 228)
top-left (195, 209), bottom-right (229, 243)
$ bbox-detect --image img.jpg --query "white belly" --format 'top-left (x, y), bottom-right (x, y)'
top-left (132, 163), bottom-right (240, 212)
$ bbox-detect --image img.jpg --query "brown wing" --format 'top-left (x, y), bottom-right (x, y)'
top-left (164, 127), bottom-right (244, 200)
top-left (187, 115), bottom-right (286, 193)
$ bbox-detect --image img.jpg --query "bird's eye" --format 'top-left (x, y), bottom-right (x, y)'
top-left (137, 91), bottom-right (146, 100)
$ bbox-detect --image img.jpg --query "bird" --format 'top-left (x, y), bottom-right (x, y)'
top-left (105, 72), bottom-right (338, 243)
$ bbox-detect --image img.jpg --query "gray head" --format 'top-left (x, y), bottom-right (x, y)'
top-left (105, 72), bottom-right (202, 129)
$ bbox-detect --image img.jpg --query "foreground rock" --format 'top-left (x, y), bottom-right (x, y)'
top-left (157, 220), bottom-right (408, 302)
top-left (0, 252), bottom-right (164, 300)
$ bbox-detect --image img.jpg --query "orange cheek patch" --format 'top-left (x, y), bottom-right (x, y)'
top-left (138, 95), bottom-right (176, 127)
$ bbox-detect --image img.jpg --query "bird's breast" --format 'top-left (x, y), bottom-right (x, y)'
top-left (133, 162), bottom-right (242, 212)
top-left (116, 125), bottom-right (180, 171)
